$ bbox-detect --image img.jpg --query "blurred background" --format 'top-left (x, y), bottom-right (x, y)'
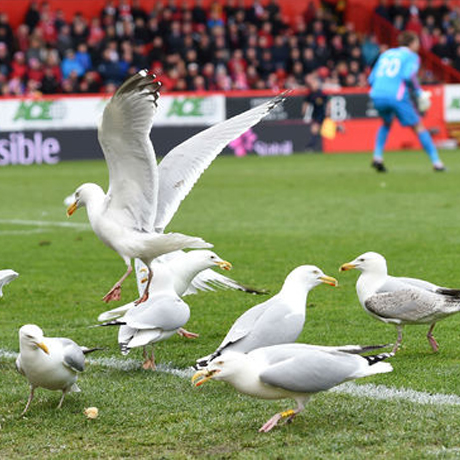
top-left (0, 0), bottom-right (460, 162)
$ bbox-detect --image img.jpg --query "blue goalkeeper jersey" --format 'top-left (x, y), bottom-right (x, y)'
top-left (369, 46), bottom-right (421, 101)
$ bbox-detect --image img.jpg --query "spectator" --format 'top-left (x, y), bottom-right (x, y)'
top-left (41, 66), bottom-right (60, 93)
top-left (61, 49), bottom-right (85, 79)
top-left (75, 43), bottom-right (92, 72)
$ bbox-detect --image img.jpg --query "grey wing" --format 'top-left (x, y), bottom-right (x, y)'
top-left (58, 339), bottom-right (86, 373)
top-left (396, 276), bottom-right (440, 292)
top-left (154, 93), bottom-right (287, 232)
top-left (123, 295), bottom-right (190, 331)
top-left (184, 269), bottom-right (266, 295)
top-left (98, 70), bottom-right (161, 232)
top-left (259, 348), bottom-right (361, 393)
top-left (218, 297), bottom-right (302, 353)
top-left (365, 288), bottom-right (451, 322)
top-left (387, 276), bottom-right (460, 297)
top-left (216, 298), bottom-right (275, 350)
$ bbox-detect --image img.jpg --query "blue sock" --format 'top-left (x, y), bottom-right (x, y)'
top-left (417, 130), bottom-right (441, 164)
top-left (374, 125), bottom-right (390, 162)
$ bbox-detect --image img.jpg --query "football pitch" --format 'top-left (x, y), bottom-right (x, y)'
top-left (1, 150), bottom-right (460, 459)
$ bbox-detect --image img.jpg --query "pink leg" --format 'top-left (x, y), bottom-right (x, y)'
top-left (259, 408), bottom-right (301, 433)
top-left (21, 387), bottom-right (35, 416)
top-left (392, 325), bottom-right (403, 354)
top-left (103, 265), bottom-right (133, 303)
top-left (177, 328), bottom-right (199, 339)
top-left (134, 267), bottom-right (152, 305)
top-left (142, 346), bottom-right (156, 370)
top-left (427, 323), bottom-right (439, 352)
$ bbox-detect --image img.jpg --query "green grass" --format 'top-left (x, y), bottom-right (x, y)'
top-left (2, 150), bottom-right (460, 459)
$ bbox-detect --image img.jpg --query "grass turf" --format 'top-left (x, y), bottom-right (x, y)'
top-left (1, 150), bottom-right (460, 459)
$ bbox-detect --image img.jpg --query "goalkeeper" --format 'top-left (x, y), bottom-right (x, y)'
top-left (368, 31), bottom-right (445, 172)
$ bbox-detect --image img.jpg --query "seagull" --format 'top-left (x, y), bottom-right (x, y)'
top-left (98, 262), bottom-right (193, 370)
top-left (66, 71), bottom-right (211, 304)
top-left (0, 269), bottom-right (18, 297)
top-left (67, 70), bottom-right (286, 304)
top-left (340, 251), bottom-right (460, 353)
top-left (97, 250), bottom-right (259, 322)
top-left (195, 265), bottom-right (338, 369)
top-left (135, 251), bottom-right (267, 298)
top-left (192, 343), bottom-right (393, 432)
top-left (16, 324), bottom-right (99, 415)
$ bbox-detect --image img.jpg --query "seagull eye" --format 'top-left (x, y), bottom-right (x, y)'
top-left (313, 270), bottom-right (320, 274)
top-left (358, 258), bottom-right (365, 262)
top-left (215, 360), bottom-right (224, 365)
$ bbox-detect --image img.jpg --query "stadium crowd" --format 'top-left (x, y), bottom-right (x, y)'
top-left (0, 0), bottom-right (459, 96)
top-left (375, 0), bottom-right (460, 71)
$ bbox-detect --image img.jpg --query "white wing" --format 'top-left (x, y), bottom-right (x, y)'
top-left (98, 70), bottom-right (161, 232)
top-left (184, 269), bottom-right (266, 295)
top-left (154, 93), bottom-right (288, 232)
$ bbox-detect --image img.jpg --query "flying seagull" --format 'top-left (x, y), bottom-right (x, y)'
top-left (16, 324), bottom-right (100, 415)
top-left (195, 265), bottom-right (338, 369)
top-left (340, 251), bottom-right (460, 353)
top-left (67, 70), bottom-right (286, 304)
top-left (192, 343), bottom-right (393, 432)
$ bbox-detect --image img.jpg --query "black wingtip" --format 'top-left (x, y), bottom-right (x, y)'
top-left (437, 287), bottom-right (460, 298)
top-left (362, 351), bottom-right (394, 366)
top-left (82, 347), bottom-right (107, 355)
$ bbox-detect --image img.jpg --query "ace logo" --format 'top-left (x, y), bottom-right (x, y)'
top-left (13, 100), bottom-right (66, 122)
top-left (167, 98), bottom-right (205, 117)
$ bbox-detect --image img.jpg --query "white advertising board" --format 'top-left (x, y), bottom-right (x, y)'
top-left (0, 94), bottom-right (225, 131)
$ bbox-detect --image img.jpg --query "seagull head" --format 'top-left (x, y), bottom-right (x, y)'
top-left (66, 183), bottom-right (104, 216)
top-left (340, 252), bottom-right (388, 275)
top-left (19, 324), bottom-right (50, 354)
top-left (192, 351), bottom-right (248, 386)
top-left (287, 265), bottom-right (338, 290)
top-left (186, 250), bottom-right (233, 271)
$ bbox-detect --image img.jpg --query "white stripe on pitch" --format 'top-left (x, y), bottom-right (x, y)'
top-left (2, 347), bottom-right (459, 406)
top-left (0, 219), bottom-right (90, 229)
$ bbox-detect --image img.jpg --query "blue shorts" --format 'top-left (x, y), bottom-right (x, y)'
top-left (371, 97), bottom-right (420, 127)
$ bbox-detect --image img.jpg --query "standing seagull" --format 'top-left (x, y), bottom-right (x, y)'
top-left (340, 251), bottom-right (460, 353)
top-left (195, 265), bottom-right (338, 368)
top-left (192, 344), bottom-right (393, 432)
top-left (67, 70), bottom-right (287, 303)
top-left (16, 325), bottom-right (98, 415)
top-left (98, 262), bottom-right (194, 370)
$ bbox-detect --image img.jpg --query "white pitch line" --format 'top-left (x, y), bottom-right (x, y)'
top-left (0, 219), bottom-right (90, 230)
top-left (2, 348), bottom-right (460, 406)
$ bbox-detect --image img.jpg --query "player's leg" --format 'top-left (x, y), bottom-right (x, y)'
top-left (412, 122), bottom-right (445, 171)
top-left (397, 99), bottom-right (445, 171)
top-left (372, 98), bottom-right (394, 172)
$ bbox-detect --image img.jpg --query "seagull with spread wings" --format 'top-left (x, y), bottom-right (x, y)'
top-left (67, 70), bottom-right (286, 304)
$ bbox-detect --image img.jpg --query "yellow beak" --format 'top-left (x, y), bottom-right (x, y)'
top-left (37, 342), bottom-right (50, 354)
top-left (339, 263), bottom-right (356, 272)
top-left (217, 260), bottom-right (232, 271)
top-left (66, 201), bottom-right (78, 217)
top-left (191, 369), bottom-right (220, 387)
top-left (320, 275), bottom-right (338, 287)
